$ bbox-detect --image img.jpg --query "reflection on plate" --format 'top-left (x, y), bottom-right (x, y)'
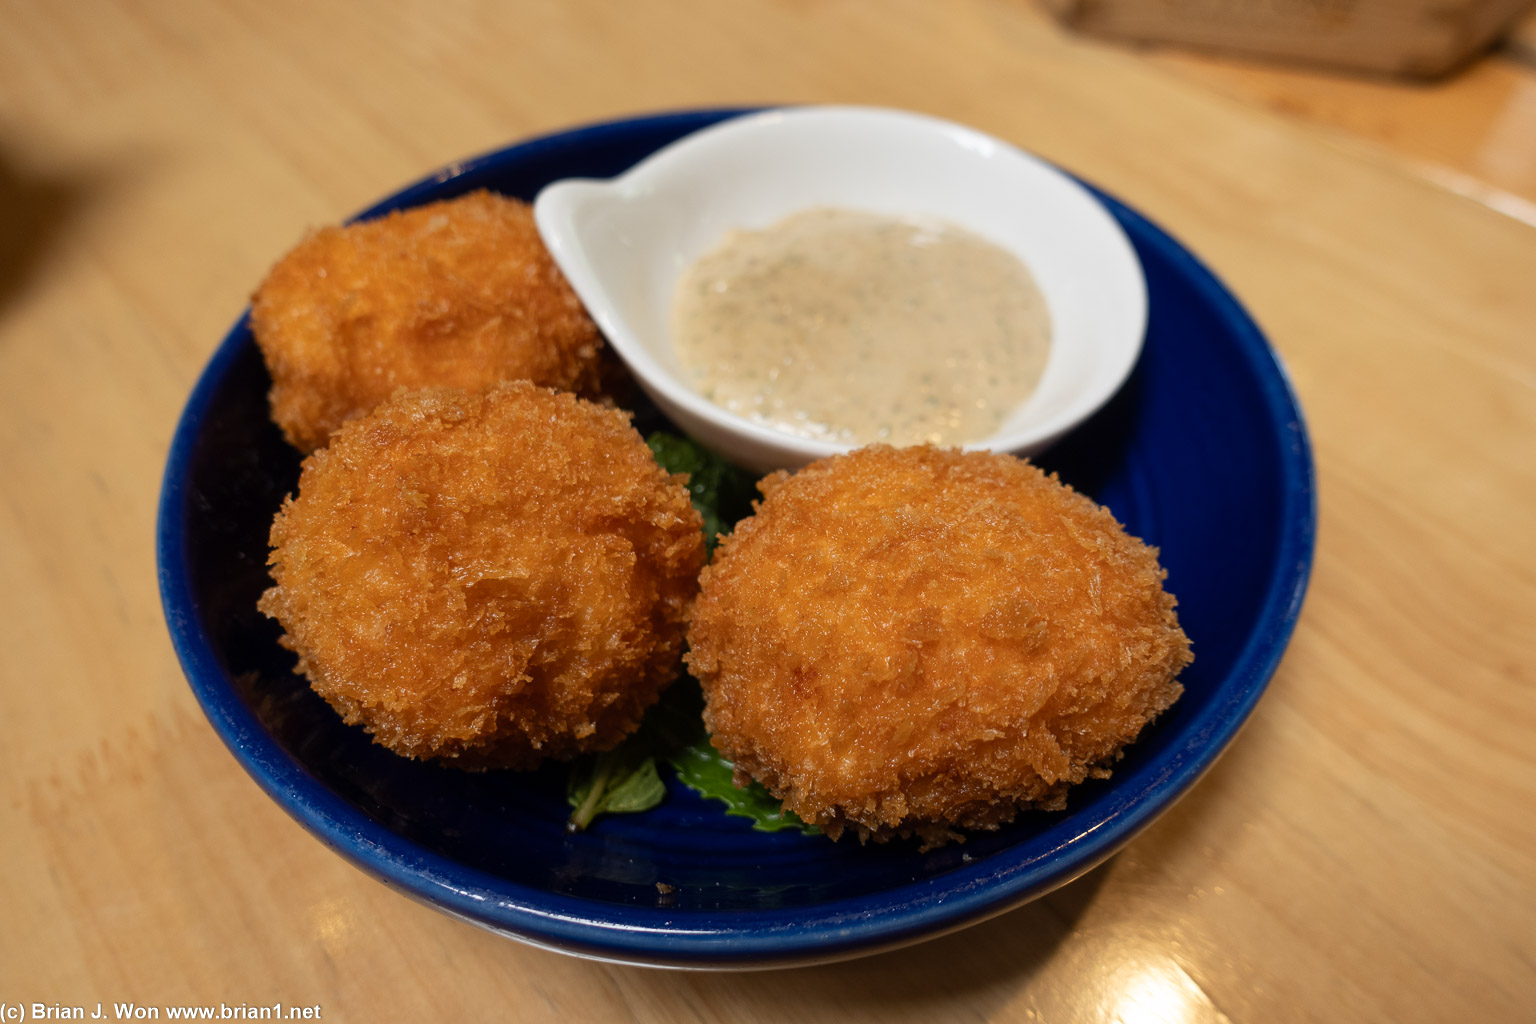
top-left (156, 109), bottom-right (1315, 970)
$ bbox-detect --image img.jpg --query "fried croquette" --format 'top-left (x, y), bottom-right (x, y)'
top-left (258, 382), bottom-right (705, 769)
top-left (687, 446), bottom-right (1192, 845)
top-left (252, 190), bottom-right (604, 452)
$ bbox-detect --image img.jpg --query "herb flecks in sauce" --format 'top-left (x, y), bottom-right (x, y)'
top-left (673, 208), bottom-right (1051, 446)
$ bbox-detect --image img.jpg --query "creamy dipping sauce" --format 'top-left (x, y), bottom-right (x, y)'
top-left (672, 208), bottom-right (1051, 446)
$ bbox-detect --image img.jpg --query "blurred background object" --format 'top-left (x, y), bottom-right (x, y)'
top-left (1042, 0), bottom-right (1535, 77)
top-left (1045, 2), bottom-right (1536, 221)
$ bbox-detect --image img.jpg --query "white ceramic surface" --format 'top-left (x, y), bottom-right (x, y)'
top-left (534, 106), bottom-right (1147, 473)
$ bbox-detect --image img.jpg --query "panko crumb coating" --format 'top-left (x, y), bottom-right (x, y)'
top-left (258, 382), bottom-right (705, 769)
top-left (687, 446), bottom-right (1192, 846)
top-left (251, 190), bottom-right (605, 452)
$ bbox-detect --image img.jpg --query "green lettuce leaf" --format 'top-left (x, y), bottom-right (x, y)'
top-left (565, 678), bottom-right (817, 834)
top-left (643, 678), bottom-right (819, 834)
top-left (667, 732), bottom-right (820, 835)
top-left (566, 435), bottom-right (814, 833)
top-left (646, 432), bottom-right (759, 552)
top-left (566, 746), bottom-right (665, 831)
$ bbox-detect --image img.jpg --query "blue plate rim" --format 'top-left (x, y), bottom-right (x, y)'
top-left (156, 107), bottom-right (1316, 969)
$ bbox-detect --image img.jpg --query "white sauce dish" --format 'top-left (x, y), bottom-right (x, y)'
top-left (534, 106), bottom-right (1147, 473)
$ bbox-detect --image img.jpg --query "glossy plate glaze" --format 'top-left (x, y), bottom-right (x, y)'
top-left (156, 108), bottom-right (1316, 970)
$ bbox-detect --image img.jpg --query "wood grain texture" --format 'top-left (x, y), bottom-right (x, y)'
top-left (1153, 46), bottom-right (1536, 221)
top-left (1, 0), bottom-right (1533, 1020)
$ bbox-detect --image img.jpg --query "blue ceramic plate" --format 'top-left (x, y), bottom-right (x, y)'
top-left (157, 109), bottom-right (1315, 970)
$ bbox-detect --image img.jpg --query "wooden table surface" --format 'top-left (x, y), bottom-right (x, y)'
top-left (3, 1), bottom-right (1533, 1020)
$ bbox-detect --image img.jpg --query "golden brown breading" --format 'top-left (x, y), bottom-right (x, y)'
top-left (687, 446), bottom-right (1191, 845)
top-left (252, 190), bottom-right (604, 452)
top-left (258, 382), bottom-right (705, 769)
